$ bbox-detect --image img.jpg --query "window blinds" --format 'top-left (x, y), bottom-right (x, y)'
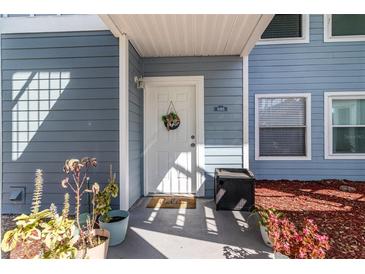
top-left (261, 14), bottom-right (302, 39)
top-left (258, 97), bottom-right (306, 156)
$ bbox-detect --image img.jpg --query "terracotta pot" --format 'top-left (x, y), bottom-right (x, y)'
top-left (76, 229), bottom-right (110, 259)
top-left (259, 224), bottom-right (272, 247)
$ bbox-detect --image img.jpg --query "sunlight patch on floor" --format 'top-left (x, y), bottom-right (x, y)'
top-left (173, 206), bottom-right (186, 229)
top-left (232, 211), bottom-right (249, 232)
top-left (144, 198), bottom-right (163, 224)
top-left (204, 206), bottom-right (218, 235)
top-left (130, 226), bottom-right (266, 259)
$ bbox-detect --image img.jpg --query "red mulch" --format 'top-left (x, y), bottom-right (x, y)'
top-left (255, 180), bottom-right (365, 259)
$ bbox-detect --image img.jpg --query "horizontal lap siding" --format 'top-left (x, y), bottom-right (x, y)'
top-left (249, 15), bottom-right (365, 181)
top-left (143, 56), bottom-right (243, 197)
top-left (129, 45), bottom-right (144, 206)
top-left (1, 31), bottom-right (119, 213)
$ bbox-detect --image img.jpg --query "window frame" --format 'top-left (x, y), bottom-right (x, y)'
top-left (256, 14), bottom-right (310, 45)
top-left (324, 14), bottom-right (365, 43)
top-left (255, 93), bottom-right (312, 161)
top-left (324, 92), bottom-right (365, 159)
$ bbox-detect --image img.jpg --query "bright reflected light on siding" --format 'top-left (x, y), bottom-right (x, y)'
top-left (11, 71), bottom-right (70, 160)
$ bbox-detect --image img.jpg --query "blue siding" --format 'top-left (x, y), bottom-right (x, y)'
top-left (128, 44), bottom-right (144, 206)
top-left (143, 56), bottom-right (243, 197)
top-left (249, 15), bottom-right (365, 180)
top-left (1, 31), bottom-right (120, 213)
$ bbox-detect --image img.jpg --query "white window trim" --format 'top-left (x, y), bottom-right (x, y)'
top-left (324, 91), bottom-right (365, 160)
top-left (256, 14), bottom-right (310, 45)
top-left (324, 14), bottom-right (365, 43)
top-left (0, 15), bottom-right (108, 34)
top-left (255, 93), bottom-right (312, 161)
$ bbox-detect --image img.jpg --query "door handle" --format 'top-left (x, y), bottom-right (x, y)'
top-left (190, 143), bottom-right (196, 148)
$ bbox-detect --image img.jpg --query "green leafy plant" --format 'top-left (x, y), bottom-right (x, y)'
top-left (95, 165), bottom-right (119, 223)
top-left (1, 170), bottom-right (77, 259)
top-left (1, 209), bottom-right (53, 257)
top-left (1, 169), bottom-right (50, 256)
top-left (40, 194), bottom-right (77, 259)
top-left (251, 206), bottom-right (283, 226)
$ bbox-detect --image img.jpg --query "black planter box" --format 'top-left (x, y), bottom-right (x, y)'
top-left (214, 168), bottom-right (255, 211)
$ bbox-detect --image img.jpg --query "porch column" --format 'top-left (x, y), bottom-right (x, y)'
top-left (119, 34), bottom-right (129, 210)
top-left (243, 56), bottom-right (249, 169)
top-left (0, 34), bottom-right (3, 233)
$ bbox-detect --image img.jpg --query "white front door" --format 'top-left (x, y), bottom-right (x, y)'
top-left (144, 77), bottom-right (204, 195)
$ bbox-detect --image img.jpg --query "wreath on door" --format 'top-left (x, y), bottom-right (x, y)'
top-left (161, 101), bottom-right (181, 131)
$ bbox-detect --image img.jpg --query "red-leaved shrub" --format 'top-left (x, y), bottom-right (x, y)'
top-left (267, 213), bottom-right (330, 259)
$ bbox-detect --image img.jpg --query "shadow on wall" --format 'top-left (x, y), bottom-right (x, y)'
top-left (2, 70), bottom-right (119, 213)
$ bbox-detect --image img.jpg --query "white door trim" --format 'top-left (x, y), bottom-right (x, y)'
top-left (143, 76), bottom-right (205, 197)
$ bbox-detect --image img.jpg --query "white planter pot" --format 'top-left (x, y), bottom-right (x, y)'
top-left (77, 229), bottom-right (110, 259)
top-left (274, 252), bottom-right (289, 259)
top-left (259, 224), bottom-right (272, 247)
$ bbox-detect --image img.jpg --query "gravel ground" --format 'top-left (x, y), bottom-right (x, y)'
top-left (256, 179), bottom-right (365, 259)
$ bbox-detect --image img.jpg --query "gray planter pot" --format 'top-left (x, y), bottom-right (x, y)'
top-left (99, 210), bottom-right (129, 246)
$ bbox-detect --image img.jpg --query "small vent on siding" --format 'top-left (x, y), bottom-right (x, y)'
top-left (9, 186), bottom-right (26, 203)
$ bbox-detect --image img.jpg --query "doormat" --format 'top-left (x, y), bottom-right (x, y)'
top-left (146, 196), bottom-right (196, 209)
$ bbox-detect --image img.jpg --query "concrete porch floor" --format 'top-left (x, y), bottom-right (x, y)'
top-left (108, 198), bottom-right (274, 259)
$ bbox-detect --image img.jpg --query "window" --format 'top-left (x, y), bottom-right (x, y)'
top-left (257, 14), bottom-right (309, 45)
top-left (324, 14), bottom-right (365, 42)
top-left (255, 94), bottom-right (311, 160)
top-left (325, 92), bottom-right (365, 159)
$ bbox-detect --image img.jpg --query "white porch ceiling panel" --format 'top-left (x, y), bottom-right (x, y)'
top-left (100, 14), bottom-right (273, 57)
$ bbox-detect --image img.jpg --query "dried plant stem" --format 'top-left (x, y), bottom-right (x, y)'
top-left (61, 158), bottom-right (99, 259)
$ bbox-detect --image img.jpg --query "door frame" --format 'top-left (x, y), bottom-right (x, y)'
top-left (143, 76), bottom-right (205, 197)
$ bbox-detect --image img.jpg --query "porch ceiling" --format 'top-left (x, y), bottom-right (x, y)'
top-left (99, 14), bottom-right (274, 57)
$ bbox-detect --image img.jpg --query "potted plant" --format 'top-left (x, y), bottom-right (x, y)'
top-left (251, 206), bottom-right (282, 247)
top-left (96, 165), bottom-right (129, 246)
top-left (266, 212), bottom-right (330, 259)
top-left (61, 157), bottom-right (110, 259)
top-left (1, 170), bottom-right (77, 259)
top-left (1, 158), bottom-right (111, 259)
